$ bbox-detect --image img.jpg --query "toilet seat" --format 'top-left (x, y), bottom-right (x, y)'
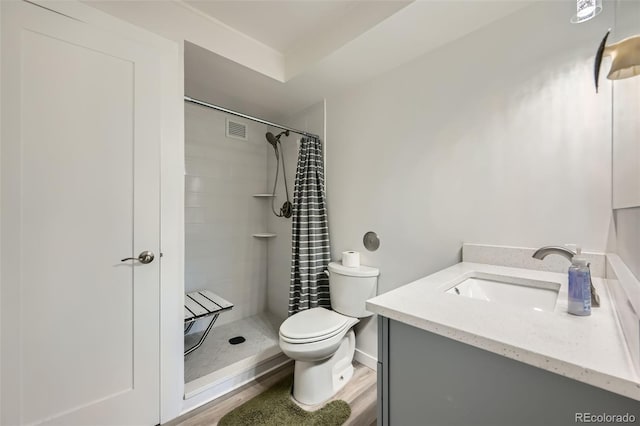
top-left (279, 307), bottom-right (356, 344)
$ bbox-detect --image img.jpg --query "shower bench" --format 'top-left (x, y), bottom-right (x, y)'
top-left (184, 290), bottom-right (233, 356)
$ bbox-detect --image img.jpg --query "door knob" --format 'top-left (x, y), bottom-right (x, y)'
top-left (121, 250), bottom-right (154, 264)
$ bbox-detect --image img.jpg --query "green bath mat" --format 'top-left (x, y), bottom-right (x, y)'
top-left (219, 375), bottom-right (351, 426)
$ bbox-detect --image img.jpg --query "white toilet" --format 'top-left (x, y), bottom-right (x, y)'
top-left (279, 261), bottom-right (379, 405)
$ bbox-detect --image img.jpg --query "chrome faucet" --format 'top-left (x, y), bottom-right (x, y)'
top-left (532, 246), bottom-right (575, 262)
top-left (532, 246), bottom-right (600, 307)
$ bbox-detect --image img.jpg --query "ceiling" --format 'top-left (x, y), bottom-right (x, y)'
top-left (183, 0), bottom-right (534, 120)
top-left (183, 0), bottom-right (410, 55)
top-left (87, 0), bottom-right (535, 121)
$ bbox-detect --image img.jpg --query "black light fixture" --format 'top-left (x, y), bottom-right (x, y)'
top-left (594, 29), bottom-right (640, 92)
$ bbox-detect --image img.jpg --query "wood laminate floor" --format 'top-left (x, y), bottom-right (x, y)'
top-left (168, 362), bottom-right (377, 426)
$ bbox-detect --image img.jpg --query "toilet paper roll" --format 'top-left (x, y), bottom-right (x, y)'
top-left (342, 251), bottom-right (360, 268)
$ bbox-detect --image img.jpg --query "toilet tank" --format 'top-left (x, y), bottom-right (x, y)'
top-left (328, 262), bottom-right (379, 318)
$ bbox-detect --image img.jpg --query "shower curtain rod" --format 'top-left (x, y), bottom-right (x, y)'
top-left (184, 96), bottom-right (319, 139)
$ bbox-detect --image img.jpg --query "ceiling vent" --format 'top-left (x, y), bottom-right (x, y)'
top-left (226, 118), bottom-right (248, 141)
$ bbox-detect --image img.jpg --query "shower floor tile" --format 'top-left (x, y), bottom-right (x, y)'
top-left (184, 312), bottom-right (282, 384)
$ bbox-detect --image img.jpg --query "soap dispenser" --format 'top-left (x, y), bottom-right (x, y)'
top-left (567, 247), bottom-right (591, 316)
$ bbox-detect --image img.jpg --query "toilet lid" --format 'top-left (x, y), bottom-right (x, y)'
top-left (280, 307), bottom-right (352, 342)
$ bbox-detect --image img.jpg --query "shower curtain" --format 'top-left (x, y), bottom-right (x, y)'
top-left (288, 136), bottom-right (331, 316)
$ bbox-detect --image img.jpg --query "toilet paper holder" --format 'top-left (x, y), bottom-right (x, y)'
top-left (363, 231), bottom-right (380, 252)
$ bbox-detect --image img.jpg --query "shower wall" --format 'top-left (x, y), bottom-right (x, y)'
top-left (185, 102), bottom-right (270, 328)
top-left (267, 100), bottom-right (326, 321)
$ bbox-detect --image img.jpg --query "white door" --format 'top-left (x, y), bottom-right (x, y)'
top-left (1, 1), bottom-right (161, 424)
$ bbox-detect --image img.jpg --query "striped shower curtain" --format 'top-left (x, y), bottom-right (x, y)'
top-left (288, 136), bottom-right (331, 316)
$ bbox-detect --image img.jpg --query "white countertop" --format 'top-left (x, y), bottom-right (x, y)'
top-left (366, 262), bottom-right (640, 401)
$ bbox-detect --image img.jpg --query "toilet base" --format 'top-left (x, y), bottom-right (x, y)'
top-left (292, 330), bottom-right (356, 406)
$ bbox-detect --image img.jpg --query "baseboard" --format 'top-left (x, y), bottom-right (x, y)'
top-left (180, 352), bottom-right (291, 415)
top-left (354, 349), bottom-right (377, 371)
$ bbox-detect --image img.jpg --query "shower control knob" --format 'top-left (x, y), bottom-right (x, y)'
top-left (121, 250), bottom-right (155, 264)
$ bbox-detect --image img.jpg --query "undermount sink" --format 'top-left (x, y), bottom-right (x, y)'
top-left (445, 272), bottom-right (560, 312)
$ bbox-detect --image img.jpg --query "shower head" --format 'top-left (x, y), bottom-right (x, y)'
top-left (265, 130), bottom-right (290, 154)
top-left (265, 132), bottom-right (279, 150)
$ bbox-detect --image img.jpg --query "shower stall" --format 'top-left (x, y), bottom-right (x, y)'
top-left (182, 93), bottom-right (323, 401)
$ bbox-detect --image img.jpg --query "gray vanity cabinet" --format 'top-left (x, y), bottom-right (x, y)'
top-left (377, 316), bottom-right (640, 426)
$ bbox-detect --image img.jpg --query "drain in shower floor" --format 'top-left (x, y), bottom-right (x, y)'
top-left (229, 336), bottom-right (246, 345)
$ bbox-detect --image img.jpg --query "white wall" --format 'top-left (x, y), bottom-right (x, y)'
top-left (185, 102), bottom-right (270, 327)
top-left (326, 2), bottom-right (614, 359)
top-left (266, 101), bottom-right (326, 322)
top-left (84, 1), bottom-right (285, 82)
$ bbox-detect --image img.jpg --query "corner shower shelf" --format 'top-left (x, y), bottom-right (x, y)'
top-left (253, 193), bottom-right (275, 198)
top-left (252, 233), bottom-right (276, 238)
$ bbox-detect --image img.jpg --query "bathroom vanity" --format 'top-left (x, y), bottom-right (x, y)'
top-left (367, 262), bottom-right (640, 426)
